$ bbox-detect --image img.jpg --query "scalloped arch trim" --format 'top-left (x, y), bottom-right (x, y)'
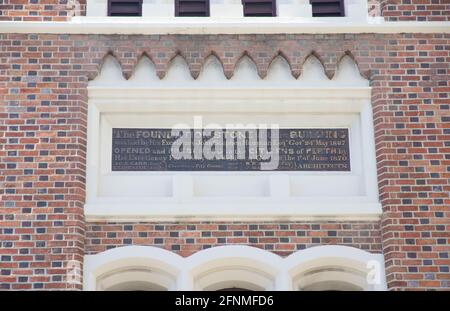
top-left (89, 53), bottom-right (369, 88)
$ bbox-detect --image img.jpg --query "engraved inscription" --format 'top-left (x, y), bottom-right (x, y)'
top-left (111, 128), bottom-right (350, 171)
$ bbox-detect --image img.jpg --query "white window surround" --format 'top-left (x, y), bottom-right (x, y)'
top-left (85, 54), bottom-right (381, 222)
top-left (85, 0), bottom-right (370, 21)
top-left (83, 245), bottom-right (387, 291)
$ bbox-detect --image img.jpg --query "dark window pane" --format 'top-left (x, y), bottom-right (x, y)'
top-left (310, 0), bottom-right (345, 17)
top-left (108, 0), bottom-right (143, 16)
top-left (175, 0), bottom-right (210, 17)
top-left (242, 0), bottom-right (276, 17)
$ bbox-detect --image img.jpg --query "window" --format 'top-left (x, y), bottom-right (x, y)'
top-left (108, 0), bottom-right (143, 16)
top-left (175, 0), bottom-right (210, 17)
top-left (310, 0), bottom-right (345, 17)
top-left (242, 0), bottom-right (276, 17)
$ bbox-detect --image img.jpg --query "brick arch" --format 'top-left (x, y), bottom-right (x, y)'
top-left (87, 51), bottom-right (126, 81)
top-left (87, 48), bottom-right (374, 85)
top-left (198, 51), bottom-right (226, 79)
top-left (299, 51), bottom-right (331, 79)
top-left (127, 51), bottom-right (158, 78)
top-left (230, 51), bottom-right (261, 79)
top-left (334, 50), bottom-right (372, 80)
top-left (265, 51), bottom-right (296, 79)
top-left (157, 50), bottom-right (197, 79)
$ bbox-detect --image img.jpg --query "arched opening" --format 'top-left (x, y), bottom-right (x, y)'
top-left (83, 246), bottom-right (182, 291)
top-left (285, 245), bottom-right (386, 291)
top-left (217, 287), bottom-right (254, 291)
top-left (97, 267), bottom-right (172, 291)
top-left (187, 245), bottom-right (280, 291)
top-left (195, 268), bottom-right (272, 291)
top-left (84, 245), bottom-right (386, 291)
top-left (295, 267), bottom-right (366, 291)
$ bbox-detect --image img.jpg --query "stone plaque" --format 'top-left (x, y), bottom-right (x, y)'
top-left (111, 128), bottom-right (350, 171)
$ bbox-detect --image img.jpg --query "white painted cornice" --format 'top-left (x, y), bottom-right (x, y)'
top-left (0, 18), bottom-right (449, 35)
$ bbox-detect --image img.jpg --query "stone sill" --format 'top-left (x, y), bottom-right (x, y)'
top-left (1, 18), bottom-right (449, 34)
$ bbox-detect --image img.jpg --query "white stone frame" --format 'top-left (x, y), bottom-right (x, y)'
top-left (85, 55), bottom-right (381, 222)
top-left (86, 88), bottom-right (380, 221)
top-left (83, 245), bottom-right (387, 291)
top-left (83, 245), bottom-right (182, 291)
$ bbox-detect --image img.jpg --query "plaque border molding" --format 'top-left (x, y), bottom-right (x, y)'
top-left (85, 85), bottom-right (381, 222)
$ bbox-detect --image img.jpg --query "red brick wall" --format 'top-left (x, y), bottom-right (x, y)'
top-left (0, 33), bottom-right (87, 289)
top-left (0, 33), bottom-right (449, 290)
top-left (85, 222), bottom-right (382, 256)
top-left (0, 0), bottom-right (86, 21)
top-left (381, 0), bottom-right (450, 21)
top-left (371, 33), bottom-right (450, 289)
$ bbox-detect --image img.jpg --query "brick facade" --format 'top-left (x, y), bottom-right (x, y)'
top-left (381, 0), bottom-right (450, 21)
top-left (0, 32), bottom-right (449, 290)
top-left (85, 222), bottom-right (382, 256)
top-left (0, 0), bottom-right (86, 21)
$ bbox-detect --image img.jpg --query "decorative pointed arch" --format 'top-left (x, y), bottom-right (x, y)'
top-left (297, 53), bottom-right (330, 85)
top-left (128, 53), bottom-right (159, 84)
top-left (332, 54), bottom-right (369, 87)
top-left (230, 53), bottom-right (260, 81)
top-left (299, 51), bottom-right (329, 77)
top-left (197, 54), bottom-right (227, 83)
top-left (87, 49), bottom-right (370, 88)
top-left (156, 50), bottom-right (186, 79)
top-left (175, 50), bottom-right (201, 79)
top-left (266, 53), bottom-right (296, 81)
top-left (265, 50), bottom-right (294, 78)
top-left (335, 50), bottom-right (371, 80)
top-left (135, 51), bottom-right (158, 71)
top-left (163, 53), bottom-right (195, 82)
top-left (87, 50), bottom-right (116, 81)
top-left (89, 53), bottom-right (126, 86)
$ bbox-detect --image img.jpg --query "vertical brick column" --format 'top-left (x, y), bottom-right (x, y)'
top-left (373, 33), bottom-right (450, 290)
top-left (0, 34), bottom-right (86, 290)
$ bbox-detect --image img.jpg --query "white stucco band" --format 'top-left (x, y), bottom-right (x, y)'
top-left (1, 20), bottom-right (449, 35)
top-left (83, 245), bottom-right (387, 291)
top-left (85, 54), bottom-right (381, 222)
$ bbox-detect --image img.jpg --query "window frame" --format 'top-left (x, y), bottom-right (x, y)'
top-left (175, 0), bottom-right (211, 17)
top-left (309, 0), bottom-right (345, 17)
top-left (107, 0), bottom-right (143, 17)
top-left (242, 0), bottom-right (277, 17)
